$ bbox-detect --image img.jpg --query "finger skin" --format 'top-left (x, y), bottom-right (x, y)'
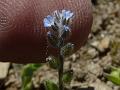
top-left (0, 0), bottom-right (93, 63)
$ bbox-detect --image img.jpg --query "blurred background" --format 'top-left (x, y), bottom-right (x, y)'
top-left (0, 0), bottom-right (120, 90)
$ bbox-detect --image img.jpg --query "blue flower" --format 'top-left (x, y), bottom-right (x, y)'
top-left (63, 25), bottom-right (70, 31)
top-left (44, 15), bottom-right (54, 27)
top-left (43, 10), bottom-right (74, 28)
top-left (62, 10), bottom-right (74, 20)
top-left (43, 10), bottom-right (74, 47)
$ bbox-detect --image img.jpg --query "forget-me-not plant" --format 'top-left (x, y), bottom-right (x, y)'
top-left (44, 10), bottom-right (74, 47)
top-left (43, 10), bottom-right (74, 90)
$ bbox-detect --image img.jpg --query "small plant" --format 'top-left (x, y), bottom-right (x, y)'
top-left (43, 10), bottom-right (74, 90)
top-left (21, 10), bottom-right (75, 90)
top-left (21, 64), bottom-right (42, 90)
top-left (106, 66), bottom-right (120, 85)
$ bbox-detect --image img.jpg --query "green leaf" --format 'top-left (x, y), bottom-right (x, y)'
top-left (32, 64), bottom-right (42, 69)
top-left (44, 80), bottom-right (59, 90)
top-left (21, 64), bottom-right (42, 89)
top-left (107, 69), bottom-right (120, 85)
top-left (48, 56), bottom-right (59, 69)
top-left (22, 82), bottom-right (32, 90)
top-left (61, 43), bottom-right (74, 57)
top-left (62, 70), bottom-right (73, 84)
top-left (22, 77), bottom-right (31, 88)
top-left (22, 64), bottom-right (42, 77)
top-left (111, 66), bottom-right (120, 72)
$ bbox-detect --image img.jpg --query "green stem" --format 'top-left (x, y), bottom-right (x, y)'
top-left (58, 52), bottom-right (64, 90)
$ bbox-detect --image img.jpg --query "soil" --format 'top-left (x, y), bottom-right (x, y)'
top-left (0, 0), bottom-right (120, 90)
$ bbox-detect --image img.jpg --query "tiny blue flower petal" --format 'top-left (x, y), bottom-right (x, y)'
top-left (43, 18), bottom-right (51, 27)
top-left (62, 10), bottom-right (73, 20)
top-left (47, 15), bottom-right (54, 22)
top-left (68, 12), bottom-right (74, 19)
top-left (43, 15), bottom-right (54, 27)
top-left (64, 25), bottom-right (70, 31)
top-left (66, 11), bottom-right (73, 20)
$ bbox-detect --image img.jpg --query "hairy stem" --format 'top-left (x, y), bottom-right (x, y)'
top-left (58, 51), bottom-right (64, 90)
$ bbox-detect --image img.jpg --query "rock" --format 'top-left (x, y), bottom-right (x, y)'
top-left (98, 54), bottom-right (112, 68)
top-left (107, 81), bottom-right (114, 88)
top-left (87, 48), bottom-right (98, 58)
top-left (32, 65), bottom-right (58, 88)
top-left (86, 62), bottom-right (103, 77)
top-left (71, 54), bottom-right (80, 62)
top-left (85, 73), bottom-right (97, 83)
top-left (113, 86), bottom-right (120, 90)
top-left (0, 62), bottom-right (10, 79)
top-left (90, 80), bottom-right (113, 90)
top-left (64, 61), bottom-right (72, 70)
top-left (98, 37), bottom-right (110, 52)
top-left (91, 41), bottom-right (99, 48)
top-left (5, 69), bottom-right (21, 88)
top-left (90, 37), bottom-right (110, 53)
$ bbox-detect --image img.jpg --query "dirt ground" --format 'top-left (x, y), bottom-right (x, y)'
top-left (0, 0), bottom-right (120, 90)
